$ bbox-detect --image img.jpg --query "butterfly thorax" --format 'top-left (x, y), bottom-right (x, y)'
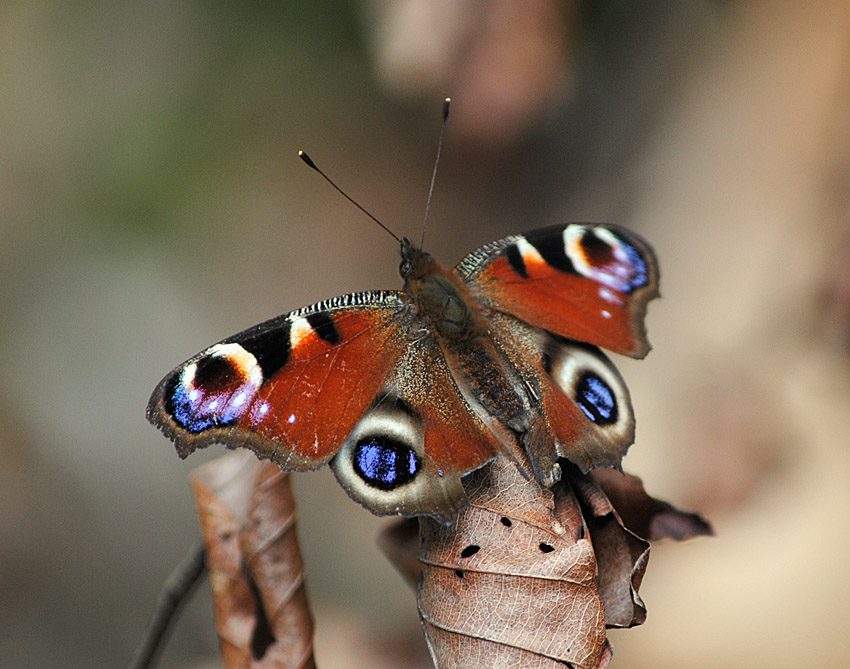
top-left (400, 240), bottom-right (480, 342)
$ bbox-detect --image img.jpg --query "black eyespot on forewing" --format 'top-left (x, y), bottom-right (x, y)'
top-left (353, 436), bottom-right (420, 490)
top-left (194, 354), bottom-right (239, 389)
top-left (306, 312), bottom-right (341, 346)
top-left (575, 372), bottom-right (618, 426)
top-left (580, 229), bottom-right (616, 266)
top-left (237, 321), bottom-right (291, 379)
top-left (581, 227), bottom-right (649, 292)
top-left (504, 243), bottom-right (528, 278)
top-left (524, 227), bottom-right (575, 273)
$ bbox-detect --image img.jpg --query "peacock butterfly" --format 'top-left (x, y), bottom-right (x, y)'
top-left (147, 101), bottom-right (658, 522)
top-left (147, 215), bottom-right (658, 521)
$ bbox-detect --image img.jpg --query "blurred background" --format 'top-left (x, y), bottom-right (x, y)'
top-left (2, 1), bottom-right (850, 667)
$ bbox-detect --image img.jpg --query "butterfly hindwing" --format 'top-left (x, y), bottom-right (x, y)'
top-left (330, 334), bottom-right (503, 520)
top-left (484, 310), bottom-right (636, 477)
top-left (456, 223), bottom-right (659, 358)
top-left (537, 336), bottom-right (635, 472)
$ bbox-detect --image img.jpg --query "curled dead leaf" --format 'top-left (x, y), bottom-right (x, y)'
top-left (188, 452), bottom-right (710, 667)
top-left (191, 452), bottom-right (315, 669)
top-left (587, 467), bottom-right (713, 543)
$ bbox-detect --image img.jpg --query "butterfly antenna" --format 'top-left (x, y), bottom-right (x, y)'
top-left (298, 150), bottom-right (401, 243)
top-left (420, 97), bottom-right (451, 249)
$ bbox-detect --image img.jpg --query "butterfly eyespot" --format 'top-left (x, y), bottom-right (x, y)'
top-left (566, 226), bottom-right (649, 294)
top-left (165, 343), bottom-right (262, 433)
top-left (352, 436), bottom-right (421, 490)
top-left (194, 355), bottom-right (237, 387)
top-left (575, 372), bottom-right (618, 426)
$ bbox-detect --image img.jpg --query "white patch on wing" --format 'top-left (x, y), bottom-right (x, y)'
top-left (249, 400), bottom-right (271, 424)
top-left (289, 317), bottom-right (314, 348)
top-left (598, 287), bottom-right (623, 305)
top-left (515, 236), bottom-right (545, 268)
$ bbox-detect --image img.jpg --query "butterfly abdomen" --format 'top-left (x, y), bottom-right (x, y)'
top-left (452, 339), bottom-right (529, 430)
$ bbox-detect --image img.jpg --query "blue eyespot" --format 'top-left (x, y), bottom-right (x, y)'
top-left (353, 437), bottom-right (420, 490)
top-left (575, 372), bottom-right (618, 426)
top-left (165, 347), bottom-right (261, 433)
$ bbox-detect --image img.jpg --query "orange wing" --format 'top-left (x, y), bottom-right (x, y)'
top-left (456, 223), bottom-right (659, 358)
top-left (147, 292), bottom-right (408, 468)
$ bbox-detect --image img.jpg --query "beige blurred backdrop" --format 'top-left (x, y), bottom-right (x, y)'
top-left (2, 2), bottom-right (849, 667)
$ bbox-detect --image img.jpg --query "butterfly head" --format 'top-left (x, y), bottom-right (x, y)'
top-left (399, 237), bottom-right (438, 282)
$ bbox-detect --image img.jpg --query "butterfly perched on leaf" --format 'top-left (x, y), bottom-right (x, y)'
top-left (147, 215), bottom-right (658, 522)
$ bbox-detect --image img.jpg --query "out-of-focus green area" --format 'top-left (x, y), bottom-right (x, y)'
top-left (2, 2), bottom-right (850, 667)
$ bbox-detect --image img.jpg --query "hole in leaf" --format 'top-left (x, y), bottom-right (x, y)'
top-left (539, 542), bottom-right (555, 553)
top-left (460, 545), bottom-right (480, 558)
top-left (454, 569), bottom-right (465, 579)
top-left (500, 517), bottom-right (512, 527)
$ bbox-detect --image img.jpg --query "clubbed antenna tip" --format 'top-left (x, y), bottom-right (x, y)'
top-left (298, 150), bottom-right (317, 170)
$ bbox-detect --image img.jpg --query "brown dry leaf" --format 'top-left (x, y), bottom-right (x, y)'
top-left (381, 457), bottom-right (712, 666)
top-left (191, 452), bottom-right (315, 669)
top-left (416, 457), bottom-right (609, 669)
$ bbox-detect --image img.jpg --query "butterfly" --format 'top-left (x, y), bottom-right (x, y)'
top-left (147, 222), bottom-right (658, 522)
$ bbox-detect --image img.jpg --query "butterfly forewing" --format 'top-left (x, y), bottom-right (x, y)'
top-left (147, 290), bottom-right (503, 519)
top-left (147, 291), bottom-right (406, 469)
top-left (456, 223), bottom-right (659, 358)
